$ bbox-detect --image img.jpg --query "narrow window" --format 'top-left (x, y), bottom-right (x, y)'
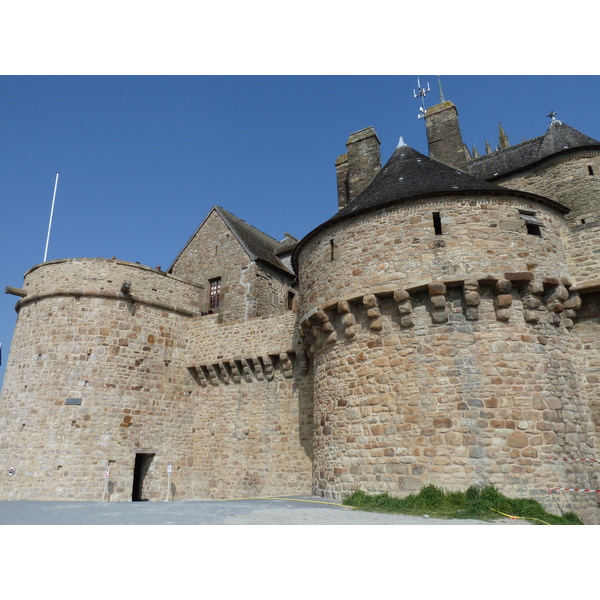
top-left (209, 277), bottom-right (221, 309)
top-left (330, 239), bottom-right (336, 261)
top-left (287, 291), bottom-right (295, 311)
top-left (432, 212), bottom-right (442, 235)
top-left (588, 165), bottom-right (594, 176)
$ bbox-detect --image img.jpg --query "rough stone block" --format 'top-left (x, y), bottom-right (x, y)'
top-left (496, 279), bottom-right (512, 294)
top-left (362, 294), bottom-right (377, 309)
top-left (431, 311), bottom-right (448, 323)
top-left (430, 295), bottom-right (446, 309)
top-left (393, 289), bottom-right (410, 303)
top-left (464, 291), bottom-right (480, 306)
top-left (495, 294), bottom-right (512, 308)
top-left (428, 282), bottom-right (446, 296)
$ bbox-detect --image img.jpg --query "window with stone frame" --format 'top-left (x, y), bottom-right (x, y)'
top-left (209, 277), bottom-right (221, 309)
top-left (518, 209), bottom-right (544, 237)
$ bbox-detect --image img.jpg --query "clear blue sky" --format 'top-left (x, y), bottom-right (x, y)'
top-left (1, 5), bottom-right (597, 589)
top-left (2, 75), bottom-right (600, 384)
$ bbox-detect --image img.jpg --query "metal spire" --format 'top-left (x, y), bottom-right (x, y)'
top-left (437, 75), bottom-right (445, 103)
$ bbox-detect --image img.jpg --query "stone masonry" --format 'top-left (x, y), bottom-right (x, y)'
top-left (1, 92), bottom-right (599, 523)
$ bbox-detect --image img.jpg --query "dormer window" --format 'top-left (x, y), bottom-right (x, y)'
top-left (519, 210), bottom-right (544, 237)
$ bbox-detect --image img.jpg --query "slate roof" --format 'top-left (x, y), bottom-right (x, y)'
top-left (292, 140), bottom-right (569, 271)
top-left (217, 207), bottom-right (295, 275)
top-left (169, 206), bottom-right (296, 276)
top-left (337, 142), bottom-right (505, 218)
top-left (469, 120), bottom-right (600, 181)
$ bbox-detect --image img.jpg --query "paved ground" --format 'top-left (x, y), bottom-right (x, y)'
top-left (0, 495), bottom-right (530, 525)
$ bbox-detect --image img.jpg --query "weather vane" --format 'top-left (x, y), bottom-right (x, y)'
top-left (413, 77), bottom-right (430, 119)
top-left (547, 110), bottom-right (562, 126)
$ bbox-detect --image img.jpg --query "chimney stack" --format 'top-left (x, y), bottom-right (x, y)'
top-left (424, 101), bottom-right (469, 172)
top-left (336, 127), bottom-right (381, 210)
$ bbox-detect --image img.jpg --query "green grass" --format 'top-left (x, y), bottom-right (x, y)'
top-left (342, 485), bottom-right (583, 524)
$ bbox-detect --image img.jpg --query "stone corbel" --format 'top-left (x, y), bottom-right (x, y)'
top-left (363, 294), bottom-right (383, 331)
top-left (494, 279), bottom-right (512, 322)
top-left (463, 279), bottom-right (480, 321)
top-left (393, 289), bottom-right (414, 328)
top-left (522, 280), bottom-right (544, 323)
top-left (428, 282), bottom-right (448, 323)
top-left (338, 300), bottom-right (358, 340)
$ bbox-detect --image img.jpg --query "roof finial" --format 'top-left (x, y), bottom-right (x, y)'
top-left (413, 77), bottom-right (430, 119)
top-left (437, 75), bottom-right (445, 103)
top-left (499, 123), bottom-right (510, 149)
top-left (547, 110), bottom-right (562, 127)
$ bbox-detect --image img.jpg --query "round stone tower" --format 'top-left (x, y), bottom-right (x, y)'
top-left (294, 141), bottom-right (599, 522)
top-left (0, 257), bottom-right (203, 501)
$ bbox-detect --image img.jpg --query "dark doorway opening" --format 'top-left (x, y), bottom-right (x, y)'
top-left (132, 453), bottom-right (154, 501)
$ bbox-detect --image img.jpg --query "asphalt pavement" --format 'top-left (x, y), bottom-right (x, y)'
top-left (0, 495), bottom-right (530, 525)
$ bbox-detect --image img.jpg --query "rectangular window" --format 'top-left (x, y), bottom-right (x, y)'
top-left (432, 212), bottom-right (442, 235)
top-left (588, 165), bottom-right (594, 176)
top-left (209, 278), bottom-right (221, 309)
top-left (519, 210), bottom-right (543, 237)
top-left (287, 291), bottom-right (295, 311)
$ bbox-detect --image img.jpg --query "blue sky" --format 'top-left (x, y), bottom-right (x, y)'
top-left (1, 4), bottom-right (597, 588)
top-left (2, 75), bottom-right (600, 384)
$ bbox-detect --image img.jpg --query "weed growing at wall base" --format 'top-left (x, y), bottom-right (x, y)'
top-left (342, 485), bottom-right (584, 525)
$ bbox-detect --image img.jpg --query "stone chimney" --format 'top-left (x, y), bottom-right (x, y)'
top-left (336, 127), bottom-right (381, 210)
top-left (424, 101), bottom-right (469, 172)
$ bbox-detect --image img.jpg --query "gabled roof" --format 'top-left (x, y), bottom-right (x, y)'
top-left (468, 121), bottom-right (600, 181)
top-left (168, 206), bottom-right (295, 275)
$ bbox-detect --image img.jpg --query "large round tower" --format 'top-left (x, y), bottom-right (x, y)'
top-left (0, 258), bottom-right (202, 501)
top-left (294, 141), bottom-right (599, 522)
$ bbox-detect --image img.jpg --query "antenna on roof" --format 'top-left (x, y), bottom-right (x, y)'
top-left (413, 77), bottom-right (430, 119)
top-left (43, 172), bottom-right (60, 263)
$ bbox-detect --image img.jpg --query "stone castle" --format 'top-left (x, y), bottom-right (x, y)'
top-left (2, 91), bottom-right (599, 522)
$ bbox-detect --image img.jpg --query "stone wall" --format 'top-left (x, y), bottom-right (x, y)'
top-left (297, 195), bottom-right (570, 313)
top-left (493, 154), bottom-right (600, 285)
top-left (0, 259), bottom-right (313, 501)
top-left (0, 259), bottom-right (200, 501)
top-left (187, 312), bottom-right (313, 498)
top-left (574, 294), bottom-right (600, 450)
top-left (496, 152), bottom-right (600, 225)
top-left (564, 222), bottom-right (600, 284)
top-left (297, 196), bottom-right (599, 523)
top-left (169, 209), bottom-right (295, 321)
top-left (169, 210), bottom-right (253, 319)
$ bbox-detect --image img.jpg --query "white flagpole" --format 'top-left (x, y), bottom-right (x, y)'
top-left (43, 172), bottom-right (60, 263)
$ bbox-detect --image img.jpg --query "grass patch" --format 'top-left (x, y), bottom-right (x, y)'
top-left (342, 485), bottom-right (583, 525)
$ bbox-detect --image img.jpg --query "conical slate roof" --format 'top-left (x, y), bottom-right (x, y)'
top-left (336, 141), bottom-right (505, 219)
top-left (469, 121), bottom-right (600, 181)
top-left (292, 139), bottom-right (568, 270)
